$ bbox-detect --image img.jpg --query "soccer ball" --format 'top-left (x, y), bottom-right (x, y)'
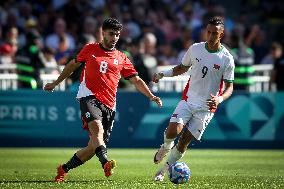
top-left (168, 162), bottom-right (191, 184)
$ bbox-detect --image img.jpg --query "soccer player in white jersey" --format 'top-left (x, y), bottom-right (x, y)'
top-left (152, 17), bottom-right (235, 181)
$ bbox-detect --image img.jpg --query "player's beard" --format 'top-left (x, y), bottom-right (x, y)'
top-left (103, 38), bottom-right (116, 50)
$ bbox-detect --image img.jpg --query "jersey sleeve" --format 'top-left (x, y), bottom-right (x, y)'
top-left (223, 56), bottom-right (235, 83)
top-left (121, 55), bottom-right (138, 79)
top-left (76, 44), bottom-right (89, 63)
top-left (181, 45), bottom-right (194, 67)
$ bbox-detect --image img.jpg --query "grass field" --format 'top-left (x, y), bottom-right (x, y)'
top-left (0, 148), bottom-right (283, 189)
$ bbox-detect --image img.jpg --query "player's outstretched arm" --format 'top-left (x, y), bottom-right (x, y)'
top-left (43, 59), bottom-right (81, 92)
top-left (129, 76), bottom-right (163, 107)
top-left (152, 64), bottom-right (190, 83)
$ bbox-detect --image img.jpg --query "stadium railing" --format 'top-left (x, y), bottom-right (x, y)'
top-left (249, 64), bottom-right (273, 92)
top-left (0, 73), bottom-right (18, 90)
top-left (0, 64), bottom-right (65, 91)
top-left (0, 64), bottom-right (273, 92)
top-left (0, 64), bottom-right (17, 73)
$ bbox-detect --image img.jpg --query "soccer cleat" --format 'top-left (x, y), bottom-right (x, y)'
top-left (154, 168), bottom-right (166, 182)
top-left (55, 164), bottom-right (68, 183)
top-left (154, 144), bottom-right (173, 164)
top-left (104, 160), bottom-right (117, 177)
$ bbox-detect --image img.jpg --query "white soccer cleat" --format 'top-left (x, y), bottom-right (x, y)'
top-left (154, 144), bottom-right (173, 164)
top-left (154, 169), bottom-right (165, 182)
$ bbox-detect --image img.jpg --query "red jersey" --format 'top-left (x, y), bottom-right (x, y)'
top-left (76, 43), bottom-right (137, 109)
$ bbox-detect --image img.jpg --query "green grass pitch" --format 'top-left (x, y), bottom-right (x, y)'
top-left (0, 148), bottom-right (283, 189)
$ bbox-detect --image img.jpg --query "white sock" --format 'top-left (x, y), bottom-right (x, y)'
top-left (163, 132), bottom-right (174, 149)
top-left (166, 146), bottom-right (185, 166)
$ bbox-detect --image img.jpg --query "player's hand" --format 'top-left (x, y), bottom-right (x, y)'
top-left (206, 94), bottom-right (219, 110)
top-left (150, 96), bottom-right (163, 107)
top-left (152, 73), bottom-right (164, 83)
top-left (43, 82), bottom-right (57, 92)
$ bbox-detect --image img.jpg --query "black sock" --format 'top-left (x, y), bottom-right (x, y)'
top-left (62, 153), bottom-right (83, 172)
top-left (95, 145), bottom-right (108, 168)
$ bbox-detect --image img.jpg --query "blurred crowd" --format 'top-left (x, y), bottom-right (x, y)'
top-left (0, 0), bottom-right (283, 90)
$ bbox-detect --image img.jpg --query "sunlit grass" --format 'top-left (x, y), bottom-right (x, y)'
top-left (0, 148), bottom-right (283, 189)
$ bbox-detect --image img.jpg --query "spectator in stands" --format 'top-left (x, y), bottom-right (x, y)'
top-left (0, 43), bottom-right (13, 67)
top-left (142, 32), bottom-right (157, 57)
top-left (17, 2), bottom-right (37, 30)
top-left (37, 12), bottom-right (53, 37)
top-left (176, 37), bottom-right (193, 63)
top-left (4, 9), bottom-right (18, 29)
top-left (18, 18), bottom-right (39, 49)
top-left (270, 44), bottom-right (284, 91)
top-left (139, 19), bottom-right (165, 47)
top-left (121, 9), bottom-right (141, 40)
top-left (80, 16), bottom-right (97, 44)
top-left (128, 40), bottom-right (151, 85)
top-left (4, 27), bottom-right (19, 57)
top-left (172, 26), bottom-right (193, 53)
top-left (55, 35), bottom-right (73, 65)
top-left (245, 24), bottom-right (268, 64)
top-left (154, 10), bottom-right (176, 42)
top-left (158, 42), bottom-right (178, 66)
top-left (229, 32), bottom-right (255, 91)
top-left (260, 42), bottom-right (282, 65)
top-left (15, 29), bottom-right (45, 89)
top-left (41, 46), bottom-right (58, 74)
top-left (139, 33), bottom-right (158, 77)
top-left (45, 18), bottom-right (75, 51)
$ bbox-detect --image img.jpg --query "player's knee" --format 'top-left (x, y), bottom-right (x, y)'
top-left (166, 123), bottom-right (183, 139)
top-left (177, 140), bottom-right (189, 153)
top-left (166, 129), bottom-right (177, 139)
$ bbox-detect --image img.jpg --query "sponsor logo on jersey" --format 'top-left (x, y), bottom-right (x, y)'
top-left (213, 64), bottom-right (220, 70)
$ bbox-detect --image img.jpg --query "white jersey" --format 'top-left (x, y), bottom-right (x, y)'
top-left (181, 42), bottom-right (235, 110)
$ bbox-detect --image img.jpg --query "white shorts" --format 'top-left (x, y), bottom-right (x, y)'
top-left (169, 100), bottom-right (214, 140)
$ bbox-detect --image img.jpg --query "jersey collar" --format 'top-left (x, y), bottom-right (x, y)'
top-left (99, 43), bottom-right (116, 51)
top-left (205, 42), bottom-right (224, 53)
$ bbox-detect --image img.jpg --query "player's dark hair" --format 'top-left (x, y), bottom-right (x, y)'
top-left (102, 18), bottom-right (123, 31)
top-left (208, 17), bottom-right (224, 28)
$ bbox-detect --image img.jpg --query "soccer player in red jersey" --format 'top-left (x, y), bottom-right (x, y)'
top-left (44, 18), bottom-right (162, 182)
